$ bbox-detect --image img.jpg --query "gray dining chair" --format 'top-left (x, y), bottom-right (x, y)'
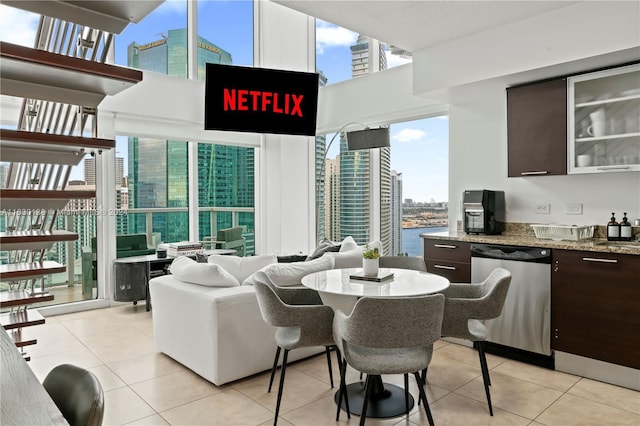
top-left (252, 271), bottom-right (338, 425)
top-left (333, 294), bottom-right (445, 426)
top-left (43, 363), bottom-right (104, 426)
top-left (379, 255), bottom-right (427, 271)
top-left (434, 267), bottom-right (512, 416)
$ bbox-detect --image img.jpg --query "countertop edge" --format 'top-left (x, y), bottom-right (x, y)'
top-left (420, 232), bottom-right (640, 255)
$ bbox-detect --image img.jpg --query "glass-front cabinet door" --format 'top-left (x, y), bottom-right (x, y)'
top-left (568, 63), bottom-right (640, 174)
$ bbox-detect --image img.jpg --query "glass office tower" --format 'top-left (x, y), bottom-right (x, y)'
top-left (127, 29), bottom-right (254, 248)
top-left (338, 35), bottom-right (392, 252)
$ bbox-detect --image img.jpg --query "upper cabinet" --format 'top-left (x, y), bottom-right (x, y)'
top-left (507, 78), bottom-right (568, 177)
top-left (568, 63), bottom-right (640, 174)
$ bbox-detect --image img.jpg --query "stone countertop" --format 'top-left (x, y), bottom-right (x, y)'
top-left (420, 231), bottom-right (640, 255)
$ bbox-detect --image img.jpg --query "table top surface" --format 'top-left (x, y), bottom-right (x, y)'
top-left (1, 328), bottom-right (68, 425)
top-left (301, 268), bottom-right (450, 298)
top-left (113, 249), bottom-right (236, 263)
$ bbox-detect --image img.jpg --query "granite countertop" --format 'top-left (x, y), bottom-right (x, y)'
top-left (420, 227), bottom-right (640, 256)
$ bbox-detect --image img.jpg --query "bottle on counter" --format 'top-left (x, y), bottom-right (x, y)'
top-left (607, 212), bottom-right (620, 241)
top-left (619, 212), bottom-right (632, 241)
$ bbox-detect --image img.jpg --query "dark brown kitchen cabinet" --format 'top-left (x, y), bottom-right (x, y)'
top-left (423, 239), bottom-right (471, 283)
top-left (552, 249), bottom-right (640, 369)
top-left (507, 78), bottom-right (567, 177)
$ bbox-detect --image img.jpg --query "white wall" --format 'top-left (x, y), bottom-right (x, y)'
top-left (448, 81), bottom-right (640, 229)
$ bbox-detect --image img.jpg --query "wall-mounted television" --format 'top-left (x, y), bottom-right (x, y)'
top-left (205, 63), bottom-right (319, 136)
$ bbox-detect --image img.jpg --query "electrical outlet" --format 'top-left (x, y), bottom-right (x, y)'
top-left (566, 203), bottom-right (583, 215)
top-left (535, 203), bottom-right (550, 214)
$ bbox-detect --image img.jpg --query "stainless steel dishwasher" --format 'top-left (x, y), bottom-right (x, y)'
top-left (471, 243), bottom-right (553, 367)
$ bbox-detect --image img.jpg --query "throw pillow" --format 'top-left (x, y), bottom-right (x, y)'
top-left (169, 256), bottom-right (240, 287)
top-left (262, 255), bottom-right (335, 286)
top-left (329, 247), bottom-right (364, 269)
top-left (306, 239), bottom-right (341, 261)
top-left (339, 236), bottom-right (358, 252)
top-left (208, 254), bottom-right (277, 284)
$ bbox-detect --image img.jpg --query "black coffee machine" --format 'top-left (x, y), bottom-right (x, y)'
top-left (463, 190), bottom-right (505, 235)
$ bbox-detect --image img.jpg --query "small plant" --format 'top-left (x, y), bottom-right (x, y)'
top-left (362, 244), bottom-right (380, 259)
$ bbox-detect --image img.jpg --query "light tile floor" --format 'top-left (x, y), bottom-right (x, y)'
top-left (24, 304), bottom-right (640, 426)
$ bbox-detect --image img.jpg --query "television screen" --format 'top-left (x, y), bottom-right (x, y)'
top-left (205, 63), bottom-right (319, 136)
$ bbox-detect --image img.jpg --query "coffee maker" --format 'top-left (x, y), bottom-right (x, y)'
top-left (463, 190), bottom-right (505, 235)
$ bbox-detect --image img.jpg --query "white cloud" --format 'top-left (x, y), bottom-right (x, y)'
top-left (316, 20), bottom-right (358, 54)
top-left (393, 128), bottom-right (425, 143)
top-left (0, 5), bottom-right (39, 46)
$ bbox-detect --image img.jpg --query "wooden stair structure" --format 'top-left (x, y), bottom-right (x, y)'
top-left (0, 1), bottom-right (156, 354)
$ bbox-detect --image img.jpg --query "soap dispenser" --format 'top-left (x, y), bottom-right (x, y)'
top-left (619, 212), bottom-right (632, 241)
top-left (607, 212), bottom-right (620, 241)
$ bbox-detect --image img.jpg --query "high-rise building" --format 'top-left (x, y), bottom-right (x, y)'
top-left (325, 157), bottom-right (340, 241)
top-left (127, 29), bottom-right (254, 249)
top-left (84, 157), bottom-right (124, 187)
top-left (337, 35), bottom-right (391, 251)
top-left (390, 170), bottom-right (403, 255)
top-left (315, 70), bottom-right (328, 242)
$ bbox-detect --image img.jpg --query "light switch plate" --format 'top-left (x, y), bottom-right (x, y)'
top-left (535, 203), bottom-right (550, 214)
top-left (566, 203), bottom-right (583, 215)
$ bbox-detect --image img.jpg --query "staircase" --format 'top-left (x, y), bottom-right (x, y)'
top-left (0, 1), bottom-right (160, 356)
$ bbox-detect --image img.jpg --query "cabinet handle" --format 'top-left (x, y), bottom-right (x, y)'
top-left (596, 166), bottom-right (631, 171)
top-left (521, 171), bottom-right (549, 175)
top-left (434, 244), bottom-right (457, 249)
top-left (582, 257), bottom-right (618, 264)
top-left (433, 264), bottom-right (456, 270)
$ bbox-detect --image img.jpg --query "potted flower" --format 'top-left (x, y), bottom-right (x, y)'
top-left (362, 244), bottom-right (380, 276)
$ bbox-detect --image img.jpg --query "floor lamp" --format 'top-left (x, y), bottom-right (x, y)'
top-left (315, 123), bottom-right (390, 243)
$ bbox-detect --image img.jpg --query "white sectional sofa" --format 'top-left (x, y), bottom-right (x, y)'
top-left (149, 237), bottom-right (381, 386)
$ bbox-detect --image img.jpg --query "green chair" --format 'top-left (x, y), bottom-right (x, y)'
top-left (214, 227), bottom-right (246, 257)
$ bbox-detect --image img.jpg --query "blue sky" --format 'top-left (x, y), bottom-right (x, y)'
top-left (0, 1), bottom-right (448, 202)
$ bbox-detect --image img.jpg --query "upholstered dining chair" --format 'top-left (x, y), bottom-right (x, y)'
top-left (333, 294), bottom-right (445, 426)
top-left (252, 271), bottom-right (338, 425)
top-left (261, 278), bottom-right (327, 392)
top-left (379, 255), bottom-right (427, 271)
top-left (434, 267), bottom-right (512, 416)
top-left (43, 363), bottom-right (104, 426)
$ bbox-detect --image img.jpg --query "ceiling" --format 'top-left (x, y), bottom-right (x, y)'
top-left (272, 0), bottom-right (580, 53)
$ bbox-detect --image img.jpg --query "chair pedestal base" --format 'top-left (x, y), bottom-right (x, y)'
top-left (335, 376), bottom-right (414, 418)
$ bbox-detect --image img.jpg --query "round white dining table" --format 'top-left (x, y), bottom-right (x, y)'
top-left (301, 267), bottom-right (450, 419)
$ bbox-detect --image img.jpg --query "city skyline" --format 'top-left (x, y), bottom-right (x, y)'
top-left (0, 1), bottom-right (448, 203)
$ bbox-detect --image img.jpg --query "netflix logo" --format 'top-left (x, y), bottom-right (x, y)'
top-left (205, 64), bottom-right (319, 136)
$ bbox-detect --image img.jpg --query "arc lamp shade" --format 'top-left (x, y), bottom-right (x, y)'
top-left (346, 127), bottom-right (390, 150)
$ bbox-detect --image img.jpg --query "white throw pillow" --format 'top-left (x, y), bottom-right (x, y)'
top-left (208, 254), bottom-right (277, 284)
top-left (329, 247), bottom-right (364, 269)
top-left (262, 255), bottom-right (335, 287)
top-left (169, 256), bottom-right (240, 287)
top-left (339, 236), bottom-right (358, 252)
top-left (329, 240), bottom-right (383, 269)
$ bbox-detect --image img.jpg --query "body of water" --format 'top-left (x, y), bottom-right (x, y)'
top-left (401, 226), bottom-right (448, 256)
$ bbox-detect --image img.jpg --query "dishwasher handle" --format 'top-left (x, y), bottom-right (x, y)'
top-left (471, 243), bottom-right (551, 264)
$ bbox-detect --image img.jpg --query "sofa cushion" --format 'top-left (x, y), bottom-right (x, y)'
top-left (262, 255), bottom-right (335, 286)
top-left (208, 254), bottom-right (277, 284)
top-left (170, 256), bottom-right (240, 287)
top-left (339, 236), bottom-right (358, 252)
top-left (307, 239), bottom-right (341, 261)
top-left (328, 239), bottom-right (384, 269)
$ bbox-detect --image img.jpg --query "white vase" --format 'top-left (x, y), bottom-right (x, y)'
top-left (362, 258), bottom-right (379, 276)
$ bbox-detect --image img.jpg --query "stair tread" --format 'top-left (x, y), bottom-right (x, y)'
top-left (1, 309), bottom-right (46, 329)
top-left (0, 290), bottom-right (54, 308)
top-left (0, 261), bottom-right (66, 280)
top-left (0, 189), bottom-right (96, 199)
top-left (8, 328), bottom-right (38, 348)
top-left (1, 41), bottom-right (143, 107)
